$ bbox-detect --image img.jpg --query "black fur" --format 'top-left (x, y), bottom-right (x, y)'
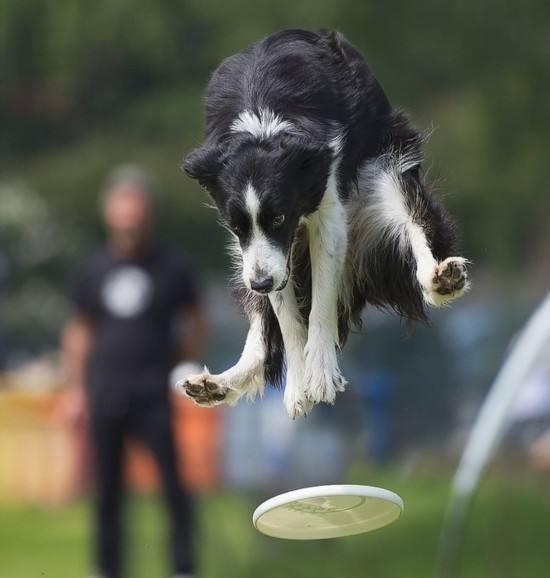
top-left (183, 29), bottom-right (459, 387)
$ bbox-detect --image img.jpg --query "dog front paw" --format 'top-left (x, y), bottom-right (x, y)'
top-left (178, 369), bottom-right (241, 407)
top-left (303, 327), bottom-right (347, 405)
top-left (284, 376), bottom-right (314, 419)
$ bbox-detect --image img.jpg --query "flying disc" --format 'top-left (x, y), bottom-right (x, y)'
top-left (253, 484), bottom-right (403, 540)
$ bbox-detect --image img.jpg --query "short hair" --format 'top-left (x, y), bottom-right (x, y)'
top-left (100, 164), bottom-right (159, 210)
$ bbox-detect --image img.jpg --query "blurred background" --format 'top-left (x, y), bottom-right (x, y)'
top-left (1, 1), bottom-right (550, 577)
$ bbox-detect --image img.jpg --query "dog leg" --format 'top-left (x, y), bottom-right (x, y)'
top-left (394, 188), bottom-right (470, 307)
top-left (411, 236), bottom-right (469, 307)
top-left (358, 158), bottom-right (470, 309)
top-left (303, 174), bottom-right (348, 405)
top-left (269, 284), bottom-right (313, 418)
top-left (180, 315), bottom-right (265, 407)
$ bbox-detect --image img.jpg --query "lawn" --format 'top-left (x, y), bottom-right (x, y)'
top-left (0, 467), bottom-right (549, 578)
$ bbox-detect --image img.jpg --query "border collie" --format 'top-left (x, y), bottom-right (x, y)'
top-left (180, 29), bottom-right (469, 418)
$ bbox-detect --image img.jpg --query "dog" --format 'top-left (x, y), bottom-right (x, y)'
top-left (180, 29), bottom-right (469, 418)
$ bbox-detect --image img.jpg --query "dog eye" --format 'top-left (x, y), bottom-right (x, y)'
top-left (232, 225), bottom-right (243, 237)
top-left (272, 214), bottom-right (285, 228)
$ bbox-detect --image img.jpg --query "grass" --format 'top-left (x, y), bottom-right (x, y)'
top-left (0, 467), bottom-right (549, 578)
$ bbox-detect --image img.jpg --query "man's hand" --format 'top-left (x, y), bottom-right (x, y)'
top-left (57, 386), bottom-right (88, 427)
top-left (59, 314), bottom-right (94, 426)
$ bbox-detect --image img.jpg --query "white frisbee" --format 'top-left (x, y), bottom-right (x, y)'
top-left (253, 484), bottom-right (403, 540)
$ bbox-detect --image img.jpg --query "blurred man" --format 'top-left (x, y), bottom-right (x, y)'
top-left (61, 165), bottom-right (206, 578)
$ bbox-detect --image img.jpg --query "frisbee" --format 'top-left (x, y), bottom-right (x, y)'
top-left (253, 484), bottom-right (403, 540)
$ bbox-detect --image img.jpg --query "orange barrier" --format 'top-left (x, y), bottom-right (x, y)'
top-left (126, 394), bottom-right (222, 494)
top-left (0, 391), bottom-right (75, 504)
top-left (0, 390), bottom-right (221, 504)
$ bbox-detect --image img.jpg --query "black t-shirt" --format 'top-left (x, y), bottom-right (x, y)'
top-left (72, 245), bottom-right (199, 411)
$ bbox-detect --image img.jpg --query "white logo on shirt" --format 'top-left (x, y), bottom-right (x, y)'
top-left (101, 266), bottom-right (152, 318)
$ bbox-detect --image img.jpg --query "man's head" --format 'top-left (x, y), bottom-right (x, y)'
top-left (101, 165), bottom-right (157, 254)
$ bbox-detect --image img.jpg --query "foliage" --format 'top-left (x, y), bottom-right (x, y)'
top-left (1, 0), bottom-right (549, 268)
top-left (0, 0), bottom-right (549, 358)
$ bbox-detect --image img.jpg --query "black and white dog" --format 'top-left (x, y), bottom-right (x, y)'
top-left (180, 29), bottom-right (469, 418)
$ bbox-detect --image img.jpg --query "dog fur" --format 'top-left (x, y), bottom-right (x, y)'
top-left (180, 29), bottom-right (469, 417)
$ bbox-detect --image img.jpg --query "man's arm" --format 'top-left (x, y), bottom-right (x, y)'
top-left (179, 303), bottom-right (207, 361)
top-left (59, 314), bottom-right (94, 423)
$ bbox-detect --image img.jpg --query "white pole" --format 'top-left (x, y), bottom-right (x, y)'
top-left (438, 292), bottom-right (550, 578)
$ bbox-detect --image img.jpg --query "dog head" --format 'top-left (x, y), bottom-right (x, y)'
top-left (183, 132), bottom-right (332, 294)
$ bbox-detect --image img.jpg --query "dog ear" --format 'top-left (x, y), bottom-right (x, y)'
top-left (181, 144), bottom-right (223, 195)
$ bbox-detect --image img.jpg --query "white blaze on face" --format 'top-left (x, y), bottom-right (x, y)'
top-left (241, 183), bottom-right (288, 291)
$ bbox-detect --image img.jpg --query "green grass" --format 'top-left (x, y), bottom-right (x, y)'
top-left (0, 468), bottom-right (549, 578)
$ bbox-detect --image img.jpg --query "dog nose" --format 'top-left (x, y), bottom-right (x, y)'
top-left (250, 276), bottom-right (274, 293)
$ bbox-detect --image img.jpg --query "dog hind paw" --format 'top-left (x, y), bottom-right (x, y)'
top-left (425, 257), bottom-right (470, 306)
top-left (179, 370), bottom-right (239, 407)
top-left (435, 257), bottom-right (468, 295)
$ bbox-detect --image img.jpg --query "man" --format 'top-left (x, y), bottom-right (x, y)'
top-left (61, 165), bottom-right (206, 578)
